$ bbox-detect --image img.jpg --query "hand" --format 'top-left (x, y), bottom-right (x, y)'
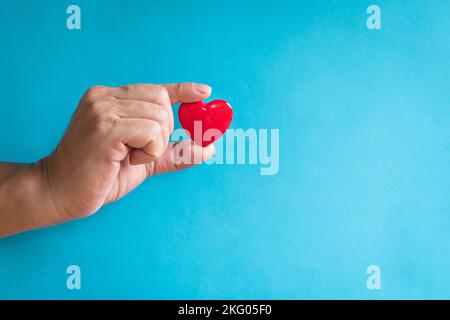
top-left (43, 83), bottom-right (215, 221)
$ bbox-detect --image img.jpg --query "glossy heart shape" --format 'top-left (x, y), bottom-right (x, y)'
top-left (178, 100), bottom-right (233, 147)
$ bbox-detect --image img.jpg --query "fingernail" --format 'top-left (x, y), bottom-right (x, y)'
top-left (194, 83), bottom-right (212, 95)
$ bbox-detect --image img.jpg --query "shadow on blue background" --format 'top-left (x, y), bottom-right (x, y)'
top-left (0, 0), bottom-right (449, 299)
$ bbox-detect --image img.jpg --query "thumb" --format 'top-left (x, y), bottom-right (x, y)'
top-left (162, 82), bottom-right (212, 104)
top-left (153, 141), bottom-right (215, 174)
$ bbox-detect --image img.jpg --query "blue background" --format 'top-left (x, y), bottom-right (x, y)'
top-left (0, 0), bottom-right (449, 299)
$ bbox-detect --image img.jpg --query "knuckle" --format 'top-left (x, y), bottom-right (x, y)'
top-left (89, 100), bottom-right (110, 115)
top-left (176, 82), bottom-right (184, 93)
top-left (155, 84), bottom-right (169, 102)
top-left (182, 82), bottom-right (196, 92)
top-left (84, 85), bottom-right (107, 102)
top-left (158, 108), bottom-right (169, 121)
top-left (121, 84), bottom-right (132, 93)
top-left (89, 116), bottom-right (115, 134)
top-left (150, 121), bottom-right (163, 136)
top-left (87, 101), bottom-right (117, 134)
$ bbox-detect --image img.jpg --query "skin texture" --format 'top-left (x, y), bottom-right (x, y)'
top-left (0, 83), bottom-right (215, 238)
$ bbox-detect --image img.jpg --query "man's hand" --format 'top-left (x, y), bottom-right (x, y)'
top-left (0, 83), bottom-right (215, 237)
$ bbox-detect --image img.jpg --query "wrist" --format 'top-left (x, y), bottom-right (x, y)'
top-left (0, 159), bottom-right (66, 238)
top-left (34, 157), bottom-right (71, 224)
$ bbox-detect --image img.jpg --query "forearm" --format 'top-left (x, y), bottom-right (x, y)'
top-left (0, 160), bottom-right (63, 238)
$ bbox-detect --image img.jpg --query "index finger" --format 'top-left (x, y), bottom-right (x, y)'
top-left (162, 83), bottom-right (212, 104)
top-left (111, 84), bottom-right (172, 106)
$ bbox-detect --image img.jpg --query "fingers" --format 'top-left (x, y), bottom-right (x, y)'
top-left (111, 84), bottom-right (172, 106)
top-left (153, 141), bottom-right (215, 174)
top-left (80, 83), bottom-right (213, 167)
top-left (110, 118), bottom-right (165, 165)
top-left (111, 84), bottom-right (174, 133)
top-left (162, 83), bottom-right (212, 104)
top-left (112, 99), bottom-right (172, 148)
top-left (112, 99), bottom-right (169, 123)
top-left (111, 82), bottom-right (212, 105)
top-left (108, 83), bottom-right (212, 163)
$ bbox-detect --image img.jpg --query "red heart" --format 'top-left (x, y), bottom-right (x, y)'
top-left (178, 99), bottom-right (233, 147)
